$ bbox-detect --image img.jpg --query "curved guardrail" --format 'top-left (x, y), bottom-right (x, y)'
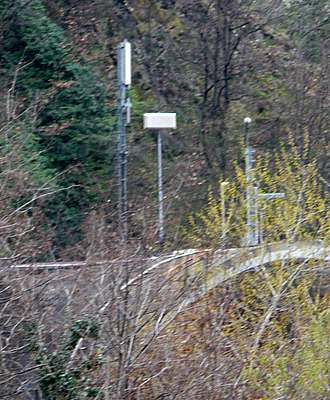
top-left (177, 241), bottom-right (329, 309)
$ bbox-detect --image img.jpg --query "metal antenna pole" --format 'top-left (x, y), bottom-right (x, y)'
top-left (245, 118), bottom-right (257, 246)
top-left (117, 40), bottom-right (131, 242)
top-left (157, 131), bottom-right (164, 246)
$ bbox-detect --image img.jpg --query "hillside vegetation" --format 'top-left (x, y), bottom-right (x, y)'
top-left (0, 0), bottom-right (329, 258)
top-left (0, 0), bottom-right (329, 398)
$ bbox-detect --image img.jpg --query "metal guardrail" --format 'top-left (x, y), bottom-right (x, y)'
top-left (4, 241), bottom-right (329, 278)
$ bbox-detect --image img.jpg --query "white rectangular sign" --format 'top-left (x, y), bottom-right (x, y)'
top-left (143, 113), bottom-right (177, 129)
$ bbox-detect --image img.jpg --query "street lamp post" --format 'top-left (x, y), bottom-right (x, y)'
top-left (143, 113), bottom-right (177, 247)
top-left (244, 117), bottom-right (258, 246)
top-left (244, 117), bottom-right (285, 246)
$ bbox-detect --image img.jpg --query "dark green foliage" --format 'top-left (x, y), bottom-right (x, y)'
top-left (35, 319), bottom-right (101, 399)
top-left (37, 63), bottom-right (111, 184)
top-left (1, 0), bottom-right (114, 255)
top-left (67, 319), bottom-right (100, 350)
top-left (43, 189), bottom-right (90, 250)
top-left (35, 62), bottom-right (113, 253)
top-left (1, 0), bottom-right (70, 87)
top-left (285, 0), bottom-right (329, 62)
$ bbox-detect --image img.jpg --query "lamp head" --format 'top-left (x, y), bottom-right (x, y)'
top-left (244, 117), bottom-right (252, 124)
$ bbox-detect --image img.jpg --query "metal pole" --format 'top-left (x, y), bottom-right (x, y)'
top-left (117, 41), bottom-right (129, 242)
top-left (259, 203), bottom-right (264, 244)
top-left (157, 131), bottom-right (164, 246)
top-left (244, 115), bottom-right (285, 246)
top-left (255, 185), bottom-right (259, 245)
top-left (245, 118), bottom-right (257, 246)
top-left (221, 181), bottom-right (229, 242)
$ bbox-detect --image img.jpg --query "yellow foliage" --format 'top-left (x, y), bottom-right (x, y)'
top-left (179, 133), bottom-right (330, 398)
top-left (185, 132), bottom-right (329, 247)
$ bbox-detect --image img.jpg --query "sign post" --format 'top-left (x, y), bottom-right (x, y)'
top-left (143, 113), bottom-right (177, 247)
